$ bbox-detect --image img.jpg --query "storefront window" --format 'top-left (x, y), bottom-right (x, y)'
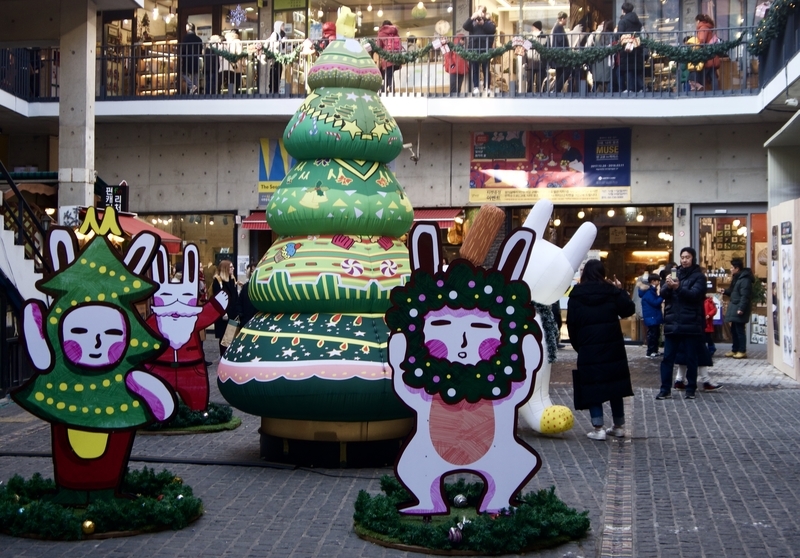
top-left (309, 0), bottom-right (453, 39)
top-left (511, 205), bottom-right (674, 290)
top-left (138, 213), bottom-right (237, 279)
top-left (222, 3), bottom-right (259, 40)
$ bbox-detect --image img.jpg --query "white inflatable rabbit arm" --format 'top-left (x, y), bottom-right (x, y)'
top-left (388, 332), bottom-right (417, 405)
top-left (522, 200), bottom-right (597, 304)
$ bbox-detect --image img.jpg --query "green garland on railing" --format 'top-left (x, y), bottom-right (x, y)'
top-left (209, 43), bottom-right (322, 67)
top-left (642, 35), bottom-right (744, 63)
top-left (366, 35), bottom-right (746, 68)
top-left (748, 0), bottom-right (799, 55)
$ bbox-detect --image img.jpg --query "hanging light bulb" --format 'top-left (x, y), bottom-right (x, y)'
top-left (732, 219), bottom-right (741, 228)
top-left (607, 209), bottom-right (615, 217)
top-left (317, 9), bottom-right (324, 17)
top-left (577, 210), bottom-right (585, 219)
top-left (636, 213), bottom-right (644, 222)
top-left (447, 4), bottom-right (453, 11)
top-left (377, 7), bottom-right (383, 16)
top-left (152, 5), bottom-right (159, 20)
top-left (367, 3), bottom-right (372, 10)
top-left (553, 218), bottom-right (561, 227)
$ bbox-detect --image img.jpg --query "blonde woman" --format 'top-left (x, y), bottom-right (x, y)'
top-left (212, 259), bottom-right (240, 356)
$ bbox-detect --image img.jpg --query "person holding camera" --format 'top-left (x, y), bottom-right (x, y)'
top-left (656, 247), bottom-right (707, 401)
top-left (462, 5), bottom-right (496, 95)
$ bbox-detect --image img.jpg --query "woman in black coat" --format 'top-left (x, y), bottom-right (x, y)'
top-left (567, 259), bottom-right (635, 441)
top-left (212, 259), bottom-right (241, 356)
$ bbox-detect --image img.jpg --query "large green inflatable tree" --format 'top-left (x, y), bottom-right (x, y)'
top-left (218, 14), bottom-right (415, 453)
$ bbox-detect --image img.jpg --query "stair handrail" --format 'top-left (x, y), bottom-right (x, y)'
top-left (0, 160), bottom-right (50, 275)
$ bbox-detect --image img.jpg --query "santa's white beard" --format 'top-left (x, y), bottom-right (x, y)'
top-left (151, 301), bottom-right (202, 350)
top-left (155, 315), bottom-right (198, 350)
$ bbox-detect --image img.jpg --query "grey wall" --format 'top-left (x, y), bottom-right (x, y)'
top-left (94, 120), bottom-right (778, 216)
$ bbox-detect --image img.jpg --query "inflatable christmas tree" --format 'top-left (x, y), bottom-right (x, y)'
top-left (218, 9), bottom-right (414, 459)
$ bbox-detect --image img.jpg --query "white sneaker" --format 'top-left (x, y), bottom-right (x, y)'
top-left (587, 428), bottom-right (606, 441)
top-left (473, 87), bottom-right (480, 95)
top-left (606, 426), bottom-right (625, 437)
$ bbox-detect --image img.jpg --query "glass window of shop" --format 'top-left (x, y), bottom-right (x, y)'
top-left (221, 3), bottom-right (259, 40)
top-left (511, 205), bottom-right (674, 287)
top-left (307, 0), bottom-right (454, 41)
top-left (138, 213), bottom-right (238, 280)
top-left (625, 0), bottom-right (755, 32)
top-left (696, 211), bottom-right (767, 345)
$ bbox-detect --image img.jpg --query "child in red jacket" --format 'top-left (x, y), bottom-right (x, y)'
top-left (704, 295), bottom-right (718, 356)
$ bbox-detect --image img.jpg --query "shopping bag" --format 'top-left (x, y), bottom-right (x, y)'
top-left (220, 318), bottom-right (241, 347)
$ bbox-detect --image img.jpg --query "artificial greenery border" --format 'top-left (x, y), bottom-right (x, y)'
top-left (353, 476), bottom-right (590, 554)
top-left (0, 468), bottom-right (202, 540)
top-left (143, 401), bottom-right (237, 432)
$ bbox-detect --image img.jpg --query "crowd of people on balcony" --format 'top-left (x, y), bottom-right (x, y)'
top-left (0, 8), bottom-right (744, 100)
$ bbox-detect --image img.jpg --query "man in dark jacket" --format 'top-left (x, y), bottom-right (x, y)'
top-left (463, 5), bottom-right (496, 95)
top-left (549, 12), bottom-right (569, 93)
top-left (181, 23), bottom-right (204, 94)
top-left (719, 258), bottom-right (754, 359)
top-left (657, 247), bottom-right (707, 400)
top-left (617, 2), bottom-right (643, 93)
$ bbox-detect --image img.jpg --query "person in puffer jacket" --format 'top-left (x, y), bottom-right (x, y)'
top-left (639, 273), bottom-right (664, 357)
top-left (719, 257), bottom-right (755, 358)
top-left (657, 247), bottom-right (707, 400)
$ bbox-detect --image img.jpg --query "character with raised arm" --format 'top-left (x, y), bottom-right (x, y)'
top-left (12, 208), bottom-right (176, 504)
top-left (386, 223), bottom-right (542, 515)
top-left (145, 244), bottom-right (227, 410)
top-left (519, 200), bottom-right (597, 435)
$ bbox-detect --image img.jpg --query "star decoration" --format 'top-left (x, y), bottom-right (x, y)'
top-left (361, 93), bottom-right (373, 102)
top-left (282, 348), bottom-right (296, 357)
top-left (327, 348), bottom-right (343, 357)
top-left (346, 92), bottom-right (359, 100)
top-left (354, 331), bottom-right (366, 337)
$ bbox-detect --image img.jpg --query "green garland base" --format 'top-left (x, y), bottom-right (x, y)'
top-left (142, 401), bottom-right (237, 433)
top-left (353, 476), bottom-right (590, 555)
top-left (0, 468), bottom-right (203, 540)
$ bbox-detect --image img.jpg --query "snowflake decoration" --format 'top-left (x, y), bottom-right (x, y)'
top-left (229, 4), bottom-right (247, 27)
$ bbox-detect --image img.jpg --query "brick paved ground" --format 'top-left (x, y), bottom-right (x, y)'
top-left (1, 339), bottom-right (798, 557)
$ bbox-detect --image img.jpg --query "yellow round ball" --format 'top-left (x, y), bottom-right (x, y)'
top-left (82, 520), bottom-right (96, 534)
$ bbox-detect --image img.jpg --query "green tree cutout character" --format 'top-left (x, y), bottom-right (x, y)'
top-left (13, 207), bottom-right (176, 505)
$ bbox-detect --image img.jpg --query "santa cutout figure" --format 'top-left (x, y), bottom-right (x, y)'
top-left (145, 244), bottom-right (227, 410)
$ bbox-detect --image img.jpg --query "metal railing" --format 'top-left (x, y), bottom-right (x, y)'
top-left (0, 28), bottom-right (765, 101)
top-left (0, 161), bottom-right (49, 274)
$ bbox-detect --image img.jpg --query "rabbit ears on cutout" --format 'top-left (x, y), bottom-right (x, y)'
top-left (151, 243), bottom-right (199, 288)
top-left (408, 223), bottom-right (536, 282)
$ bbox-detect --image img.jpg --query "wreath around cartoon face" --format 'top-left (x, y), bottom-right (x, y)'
top-left (386, 260), bottom-right (540, 404)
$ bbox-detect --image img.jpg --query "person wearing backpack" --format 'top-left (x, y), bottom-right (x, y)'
top-left (377, 20), bottom-right (402, 92)
top-left (444, 32), bottom-right (469, 93)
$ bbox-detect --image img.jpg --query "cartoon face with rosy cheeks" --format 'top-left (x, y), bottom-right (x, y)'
top-left (62, 305), bottom-right (128, 368)
top-left (423, 308), bottom-right (501, 365)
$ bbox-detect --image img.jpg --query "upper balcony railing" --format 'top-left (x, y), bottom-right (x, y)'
top-left (0, 26), bottom-right (781, 102)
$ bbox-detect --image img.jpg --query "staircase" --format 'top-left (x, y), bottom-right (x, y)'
top-left (0, 175), bottom-right (46, 306)
top-left (0, 162), bottom-right (47, 396)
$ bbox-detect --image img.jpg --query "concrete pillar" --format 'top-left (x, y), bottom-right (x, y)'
top-left (58, 0), bottom-right (97, 208)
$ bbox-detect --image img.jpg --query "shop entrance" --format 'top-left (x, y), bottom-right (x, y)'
top-left (694, 206), bottom-right (768, 349)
